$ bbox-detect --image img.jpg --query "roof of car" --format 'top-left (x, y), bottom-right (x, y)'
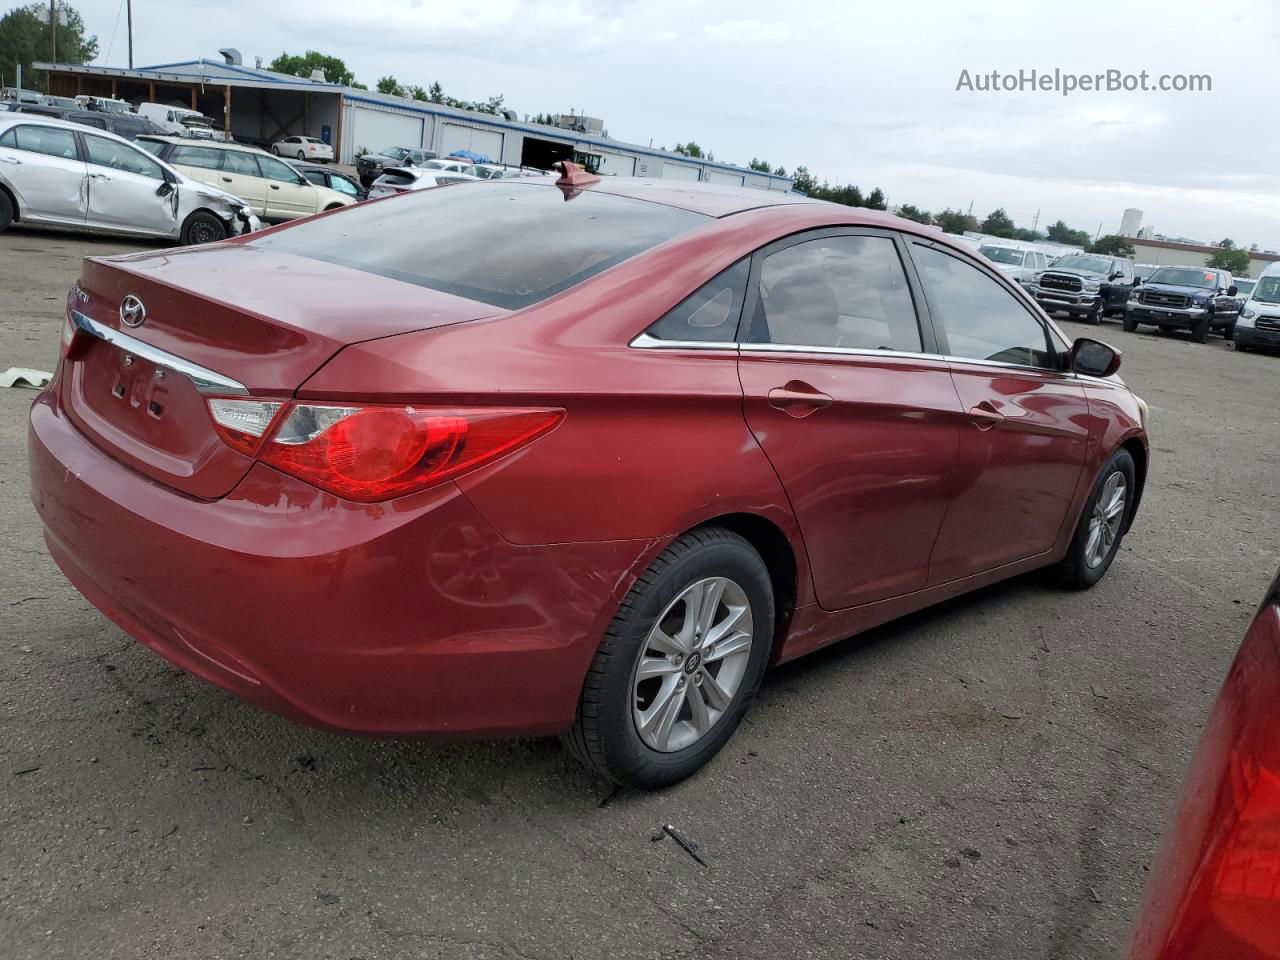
top-left (579, 177), bottom-right (822, 218)
top-left (138, 134), bottom-right (266, 155)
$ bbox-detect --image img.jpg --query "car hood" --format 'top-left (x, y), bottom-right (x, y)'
top-left (1044, 267), bottom-right (1109, 280)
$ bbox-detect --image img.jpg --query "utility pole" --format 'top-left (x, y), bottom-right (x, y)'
top-left (50, 0), bottom-right (56, 62)
top-left (127, 0), bottom-right (134, 69)
top-left (1031, 208), bottom-right (1040, 234)
top-left (1095, 222), bottom-right (1103, 242)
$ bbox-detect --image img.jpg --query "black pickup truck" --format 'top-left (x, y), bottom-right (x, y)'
top-left (1122, 266), bottom-right (1241, 343)
top-left (1026, 253), bottom-right (1137, 324)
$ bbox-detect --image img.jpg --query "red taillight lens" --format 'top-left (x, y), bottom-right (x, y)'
top-left (254, 403), bottom-right (562, 501)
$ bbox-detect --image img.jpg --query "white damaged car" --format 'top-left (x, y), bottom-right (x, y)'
top-left (0, 114), bottom-right (258, 245)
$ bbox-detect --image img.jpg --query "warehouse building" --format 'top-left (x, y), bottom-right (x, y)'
top-left (35, 51), bottom-right (794, 191)
top-left (1131, 237), bottom-right (1280, 279)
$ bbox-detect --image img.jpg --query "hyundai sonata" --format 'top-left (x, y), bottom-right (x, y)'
top-left (28, 165), bottom-right (1149, 788)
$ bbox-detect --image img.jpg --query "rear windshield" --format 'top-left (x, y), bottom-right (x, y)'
top-left (250, 181), bottom-right (709, 309)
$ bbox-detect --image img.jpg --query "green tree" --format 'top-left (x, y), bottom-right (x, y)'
top-left (791, 165), bottom-right (817, 195)
top-left (0, 2), bottom-right (97, 93)
top-left (1207, 246), bottom-right (1251, 275)
top-left (936, 208), bottom-right (979, 234)
top-left (477, 94), bottom-right (506, 115)
top-left (1045, 219), bottom-right (1091, 247)
top-left (1088, 235), bottom-right (1135, 257)
top-left (865, 187), bottom-right (887, 210)
top-left (981, 208), bottom-right (1016, 238)
top-left (747, 158), bottom-right (772, 172)
top-left (268, 50), bottom-right (354, 86)
top-left (1219, 238), bottom-right (1236, 250)
top-left (773, 165), bottom-right (786, 177)
top-left (896, 204), bottom-right (933, 225)
top-left (673, 141), bottom-right (704, 158)
top-left (376, 75), bottom-right (403, 96)
top-left (1013, 228), bottom-right (1044, 242)
top-left (350, 81), bottom-right (367, 90)
top-left (428, 81), bottom-right (445, 104)
top-left (406, 84), bottom-right (429, 101)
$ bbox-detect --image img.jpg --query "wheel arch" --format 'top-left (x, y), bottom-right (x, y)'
top-left (0, 179), bottom-right (20, 222)
top-left (1119, 436), bottom-right (1147, 533)
top-left (690, 512), bottom-right (799, 663)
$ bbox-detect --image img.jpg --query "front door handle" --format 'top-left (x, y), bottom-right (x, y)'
top-left (88, 172), bottom-right (109, 180)
top-left (221, 176), bottom-right (233, 183)
top-left (0, 156), bottom-right (20, 165)
top-left (968, 400), bottom-right (1004, 430)
top-left (768, 381), bottom-right (833, 419)
top-left (269, 184), bottom-right (280, 190)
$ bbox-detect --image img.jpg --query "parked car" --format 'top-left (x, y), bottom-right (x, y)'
top-left (76, 95), bottom-right (134, 115)
top-left (136, 102), bottom-right (216, 137)
top-left (0, 115), bottom-right (257, 244)
top-left (367, 162), bottom-right (480, 198)
top-left (1127, 566), bottom-right (1280, 959)
top-left (1235, 277), bottom-right (1256, 299)
top-left (42, 95), bottom-right (79, 109)
top-left (11, 103), bottom-right (166, 140)
top-left (1233, 263), bottom-right (1280, 353)
top-left (356, 146), bottom-right (437, 187)
top-left (289, 159), bottom-right (365, 200)
top-left (271, 135), bottom-right (333, 163)
top-left (1122, 266), bottom-right (1241, 342)
top-left (978, 244), bottom-right (1049, 286)
top-left (28, 169), bottom-right (1149, 789)
top-left (135, 136), bottom-right (356, 222)
top-left (1026, 253), bottom-right (1137, 323)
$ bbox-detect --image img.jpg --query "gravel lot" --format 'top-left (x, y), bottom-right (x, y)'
top-left (2, 225), bottom-right (1278, 960)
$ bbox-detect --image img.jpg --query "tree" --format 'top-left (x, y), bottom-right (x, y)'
top-left (1045, 219), bottom-right (1091, 247)
top-left (773, 165), bottom-right (786, 177)
top-left (428, 81), bottom-right (446, 104)
top-left (1013, 228), bottom-right (1044, 242)
top-left (936, 208), bottom-right (979, 234)
top-left (981, 208), bottom-right (1016, 238)
top-left (1219, 238), bottom-right (1236, 250)
top-left (406, 84), bottom-right (429, 101)
top-left (1207, 246), bottom-right (1251, 275)
top-left (791, 166), bottom-right (817, 195)
top-left (376, 75), bottom-right (403, 96)
top-left (865, 187), bottom-right (887, 210)
top-left (896, 204), bottom-right (933, 225)
top-left (1088, 235), bottom-right (1135, 257)
top-left (0, 2), bottom-right (97, 93)
top-left (476, 94), bottom-right (506, 115)
top-left (748, 158), bottom-right (772, 172)
top-left (673, 142), bottom-right (705, 158)
top-left (268, 50), bottom-right (354, 86)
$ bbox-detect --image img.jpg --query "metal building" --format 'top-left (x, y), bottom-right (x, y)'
top-left (34, 53), bottom-right (794, 191)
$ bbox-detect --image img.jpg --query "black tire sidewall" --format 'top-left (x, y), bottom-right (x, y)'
top-left (1062, 449), bottom-right (1136, 588)
top-left (0, 190), bottom-right (13, 231)
top-left (1123, 314), bottom-right (1138, 332)
top-left (181, 212), bottom-right (226, 246)
top-left (587, 533), bottom-right (774, 788)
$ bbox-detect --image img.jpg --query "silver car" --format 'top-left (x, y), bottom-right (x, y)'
top-left (0, 114), bottom-right (257, 245)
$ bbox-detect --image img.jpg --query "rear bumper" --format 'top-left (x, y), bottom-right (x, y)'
top-left (28, 390), bottom-right (650, 738)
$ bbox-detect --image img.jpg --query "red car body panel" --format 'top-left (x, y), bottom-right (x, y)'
top-left (28, 179), bottom-right (1149, 736)
top-left (1129, 575), bottom-right (1280, 959)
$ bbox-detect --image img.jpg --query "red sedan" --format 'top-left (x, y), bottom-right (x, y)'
top-left (28, 166), bottom-right (1149, 788)
top-left (1128, 570), bottom-right (1280, 958)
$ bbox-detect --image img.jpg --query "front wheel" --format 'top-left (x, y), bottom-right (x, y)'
top-left (297, 150), bottom-right (306, 161)
top-left (0, 189), bottom-right (12, 233)
top-left (1122, 313), bottom-right (1138, 333)
top-left (271, 146), bottom-right (280, 155)
top-left (179, 210), bottom-right (227, 245)
top-left (1192, 313), bottom-right (1211, 343)
top-left (563, 527), bottom-right (774, 789)
top-left (1058, 449), bottom-right (1136, 589)
top-left (1085, 300), bottom-right (1103, 324)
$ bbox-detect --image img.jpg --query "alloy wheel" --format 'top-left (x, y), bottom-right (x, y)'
top-left (631, 577), bottom-right (754, 753)
top-left (1085, 471), bottom-right (1127, 568)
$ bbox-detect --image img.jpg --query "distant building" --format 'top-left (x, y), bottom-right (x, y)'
top-left (1119, 208), bottom-right (1143, 238)
top-left (1131, 237), bottom-right (1279, 279)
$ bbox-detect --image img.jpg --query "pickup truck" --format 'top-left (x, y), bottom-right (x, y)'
top-left (1026, 253), bottom-right (1136, 324)
top-left (1122, 266), bottom-right (1241, 343)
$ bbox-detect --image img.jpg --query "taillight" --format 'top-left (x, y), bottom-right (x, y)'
top-left (204, 399), bottom-right (561, 501)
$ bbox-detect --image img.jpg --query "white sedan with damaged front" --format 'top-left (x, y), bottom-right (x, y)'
top-left (0, 114), bottom-right (258, 245)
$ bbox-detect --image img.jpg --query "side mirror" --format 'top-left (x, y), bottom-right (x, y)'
top-left (1070, 337), bottom-right (1122, 378)
top-left (155, 180), bottom-right (174, 197)
top-left (1109, 271), bottom-right (1123, 281)
top-left (1228, 285), bottom-right (1239, 297)
top-left (1133, 277), bottom-right (1142, 286)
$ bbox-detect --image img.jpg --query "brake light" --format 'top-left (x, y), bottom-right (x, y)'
top-left (206, 401), bottom-right (562, 501)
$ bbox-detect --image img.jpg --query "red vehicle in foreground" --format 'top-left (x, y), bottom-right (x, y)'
top-left (28, 167), bottom-right (1149, 787)
top-left (1129, 570), bottom-right (1280, 958)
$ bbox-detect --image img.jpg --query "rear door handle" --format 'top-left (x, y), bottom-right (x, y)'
top-left (221, 176), bottom-right (233, 183)
top-left (88, 172), bottom-right (109, 180)
top-left (768, 381), bottom-right (833, 419)
top-left (967, 400), bottom-right (1004, 430)
top-left (269, 184), bottom-right (280, 190)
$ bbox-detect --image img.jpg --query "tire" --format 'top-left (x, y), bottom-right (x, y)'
top-left (1192, 314), bottom-right (1210, 343)
top-left (271, 146), bottom-right (280, 155)
top-left (0, 189), bottom-right (13, 233)
top-left (1085, 300), bottom-right (1103, 325)
top-left (563, 527), bottom-right (775, 789)
top-left (180, 211), bottom-right (227, 246)
top-left (1220, 322), bottom-right (1236, 341)
top-left (297, 150), bottom-right (306, 161)
top-left (1058, 449), bottom-right (1136, 589)
top-left (1235, 340), bottom-right (1250, 352)
top-left (1122, 313), bottom-right (1138, 333)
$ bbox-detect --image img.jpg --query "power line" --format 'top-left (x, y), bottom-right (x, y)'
top-left (104, 0), bottom-right (125, 65)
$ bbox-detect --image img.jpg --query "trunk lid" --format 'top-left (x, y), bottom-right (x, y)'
top-left (61, 243), bottom-right (503, 499)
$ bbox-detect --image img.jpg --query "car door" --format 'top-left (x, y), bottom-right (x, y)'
top-left (1106, 257), bottom-right (1135, 311)
top-left (0, 123), bottom-right (86, 224)
top-left (216, 149), bottom-right (268, 216)
top-left (905, 240), bottom-right (1091, 582)
top-left (736, 229), bottom-right (964, 610)
top-left (257, 153), bottom-right (315, 219)
top-left (1212, 272), bottom-right (1242, 322)
top-left (81, 132), bottom-right (178, 236)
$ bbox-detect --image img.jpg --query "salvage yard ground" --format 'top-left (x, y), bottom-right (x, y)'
top-left (2, 226), bottom-right (1278, 960)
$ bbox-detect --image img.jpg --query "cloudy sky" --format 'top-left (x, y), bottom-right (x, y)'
top-left (67, 0), bottom-right (1280, 247)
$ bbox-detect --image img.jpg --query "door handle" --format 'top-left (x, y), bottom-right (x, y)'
top-left (0, 156), bottom-right (19, 165)
top-left (88, 172), bottom-right (109, 180)
top-left (967, 401), bottom-right (1004, 430)
top-left (221, 176), bottom-right (232, 183)
top-left (768, 381), bottom-right (833, 419)
top-left (269, 184), bottom-right (280, 190)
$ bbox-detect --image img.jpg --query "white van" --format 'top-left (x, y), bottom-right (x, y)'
top-left (1233, 262), bottom-right (1280, 352)
top-left (137, 102), bottom-right (213, 136)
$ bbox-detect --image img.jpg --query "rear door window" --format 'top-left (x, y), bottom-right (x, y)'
top-left (251, 182), bottom-right (709, 309)
top-left (170, 144), bottom-right (222, 169)
top-left (222, 150), bottom-right (261, 177)
top-left (258, 155), bottom-right (302, 183)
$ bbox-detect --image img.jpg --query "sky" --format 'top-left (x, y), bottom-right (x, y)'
top-left (62, 0), bottom-right (1280, 248)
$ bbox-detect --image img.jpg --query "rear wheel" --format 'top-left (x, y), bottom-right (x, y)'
top-left (180, 211), bottom-right (227, 246)
top-left (1058, 449), bottom-right (1135, 589)
top-left (0, 189), bottom-right (12, 233)
top-left (297, 150), bottom-right (306, 161)
top-left (271, 146), bottom-right (280, 155)
top-left (563, 527), bottom-right (774, 789)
